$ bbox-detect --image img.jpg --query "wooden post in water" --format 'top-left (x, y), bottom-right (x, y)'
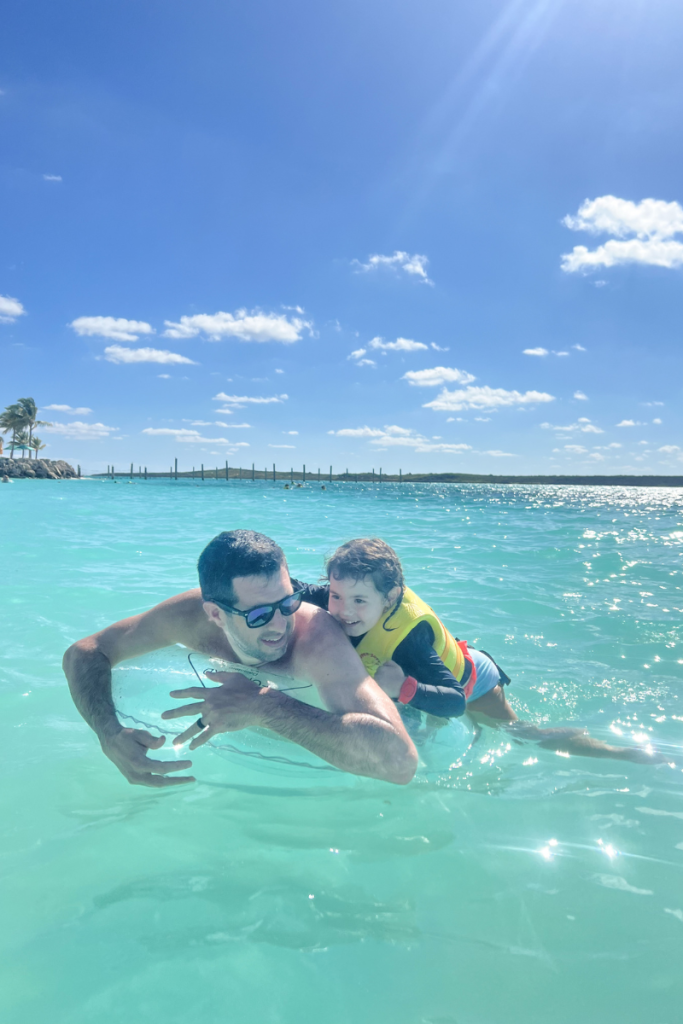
top-left (130, 463), bottom-right (133, 479)
top-left (192, 467), bottom-right (195, 479)
top-left (290, 467), bottom-right (293, 484)
top-left (144, 466), bottom-right (147, 479)
top-left (379, 467), bottom-right (382, 483)
top-left (329, 465), bottom-right (332, 483)
top-left (317, 468), bottom-right (320, 481)
top-left (399, 468), bottom-right (402, 483)
top-left (201, 464), bottom-right (204, 481)
top-left (78, 465), bottom-right (81, 478)
top-left (273, 463), bottom-right (276, 482)
top-left (372, 468), bottom-right (375, 483)
top-left (239, 466), bottom-right (242, 480)
top-left (175, 458), bottom-right (178, 480)
top-left (303, 464), bottom-right (306, 482)
top-left (225, 460), bottom-right (229, 481)
top-left (112, 465), bottom-right (115, 478)
top-left (252, 463), bottom-right (255, 482)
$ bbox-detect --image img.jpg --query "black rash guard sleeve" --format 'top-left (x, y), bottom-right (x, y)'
top-left (292, 580), bottom-right (466, 718)
top-left (290, 579), bottom-right (330, 610)
top-left (392, 621), bottom-right (467, 719)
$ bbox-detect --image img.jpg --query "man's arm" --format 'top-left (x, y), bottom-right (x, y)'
top-left (62, 591), bottom-right (202, 786)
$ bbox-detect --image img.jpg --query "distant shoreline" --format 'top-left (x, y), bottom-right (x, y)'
top-left (90, 468), bottom-right (683, 487)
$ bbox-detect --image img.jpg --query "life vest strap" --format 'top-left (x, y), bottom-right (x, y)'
top-left (457, 640), bottom-right (477, 699)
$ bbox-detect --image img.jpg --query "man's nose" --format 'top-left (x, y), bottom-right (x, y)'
top-left (269, 607), bottom-right (287, 630)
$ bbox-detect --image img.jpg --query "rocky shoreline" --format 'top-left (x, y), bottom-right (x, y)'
top-left (0, 457), bottom-right (78, 480)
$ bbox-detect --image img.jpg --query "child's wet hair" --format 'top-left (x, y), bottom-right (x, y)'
top-left (325, 538), bottom-right (405, 627)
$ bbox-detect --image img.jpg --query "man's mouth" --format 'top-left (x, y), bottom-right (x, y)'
top-left (260, 634), bottom-right (287, 647)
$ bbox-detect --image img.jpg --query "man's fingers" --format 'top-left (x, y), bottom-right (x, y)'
top-left (145, 758), bottom-right (194, 774)
top-left (137, 773), bottom-right (196, 787)
top-left (189, 727), bottom-right (215, 751)
top-left (169, 687), bottom-right (213, 699)
top-left (161, 702), bottom-right (205, 720)
top-left (173, 723), bottom-right (205, 747)
top-left (127, 729), bottom-right (166, 749)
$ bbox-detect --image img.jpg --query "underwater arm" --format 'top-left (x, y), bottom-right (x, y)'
top-left (62, 592), bottom-right (202, 786)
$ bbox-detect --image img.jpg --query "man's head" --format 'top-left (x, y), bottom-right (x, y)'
top-left (198, 530), bottom-right (296, 664)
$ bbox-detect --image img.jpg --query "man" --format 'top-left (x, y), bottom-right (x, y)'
top-left (63, 530), bottom-right (418, 788)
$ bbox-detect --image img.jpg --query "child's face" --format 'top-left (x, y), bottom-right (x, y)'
top-left (328, 574), bottom-right (393, 637)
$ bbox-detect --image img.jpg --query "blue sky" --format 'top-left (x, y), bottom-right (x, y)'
top-left (1, 0), bottom-right (682, 475)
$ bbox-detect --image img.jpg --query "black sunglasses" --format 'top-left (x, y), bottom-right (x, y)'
top-left (207, 588), bottom-right (305, 629)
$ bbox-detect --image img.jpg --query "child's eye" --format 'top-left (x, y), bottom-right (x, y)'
top-left (354, 598), bottom-right (365, 604)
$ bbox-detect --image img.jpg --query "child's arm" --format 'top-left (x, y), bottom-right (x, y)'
top-left (388, 622), bottom-right (467, 718)
top-left (290, 579), bottom-right (330, 610)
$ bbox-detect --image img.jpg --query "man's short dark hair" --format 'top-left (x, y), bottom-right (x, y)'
top-left (198, 530), bottom-right (286, 604)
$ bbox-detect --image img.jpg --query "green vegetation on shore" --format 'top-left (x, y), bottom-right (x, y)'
top-left (0, 397), bottom-right (50, 459)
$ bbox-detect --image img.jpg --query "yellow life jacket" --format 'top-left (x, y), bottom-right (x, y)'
top-left (355, 586), bottom-right (466, 681)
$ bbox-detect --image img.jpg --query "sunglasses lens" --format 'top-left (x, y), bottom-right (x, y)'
top-left (246, 606), bottom-right (274, 628)
top-left (280, 595), bottom-right (302, 616)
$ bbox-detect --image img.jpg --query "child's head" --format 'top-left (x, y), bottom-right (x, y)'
top-left (325, 538), bottom-right (404, 637)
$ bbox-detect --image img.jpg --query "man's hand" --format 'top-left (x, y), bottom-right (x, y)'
top-left (162, 670), bottom-right (268, 750)
top-left (373, 660), bottom-right (406, 699)
top-left (101, 728), bottom-right (195, 787)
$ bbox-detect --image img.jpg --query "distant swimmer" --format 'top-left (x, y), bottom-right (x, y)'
top-left (292, 537), bottom-right (668, 765)
top-left (63, 530), bottom-right (418, 789)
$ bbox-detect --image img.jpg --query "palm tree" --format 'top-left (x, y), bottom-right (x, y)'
top-left (0, 404), bottom-right (28, 458)
top-left (13, 430), bottom-right (31, 458)
top-left (29, 436), bottom-right (46, 458)
top-left (17, 398), bottom-right (51, 456)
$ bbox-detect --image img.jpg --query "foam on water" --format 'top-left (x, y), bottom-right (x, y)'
top-left (1, 478), bottom-right (682, 1023)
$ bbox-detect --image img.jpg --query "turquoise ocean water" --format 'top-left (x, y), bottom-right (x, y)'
top-left (2, 478), bottom-right (682, 1024)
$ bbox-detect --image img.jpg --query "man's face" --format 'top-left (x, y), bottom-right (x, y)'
top-left (205, 563), bottom-right (296, 664)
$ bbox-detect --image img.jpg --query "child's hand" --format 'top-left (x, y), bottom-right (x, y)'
top-left (374, 660), bottom-right (405, 699)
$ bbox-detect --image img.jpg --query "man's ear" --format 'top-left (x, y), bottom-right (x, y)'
top-left (202, 600), bottom-right (223, 624)
top-left (385, 585), bottom-right (402, 607)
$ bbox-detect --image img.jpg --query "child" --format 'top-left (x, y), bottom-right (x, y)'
top-left (292, 538), bottom-right (667, 763)
top-left (291, 537), bottom-right (510, 720)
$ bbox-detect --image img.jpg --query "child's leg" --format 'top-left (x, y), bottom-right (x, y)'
top-left (466, 652), bottom-right (668, 763)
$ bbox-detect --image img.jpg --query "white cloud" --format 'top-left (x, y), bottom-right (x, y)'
top-left (163, 309), bottom-right (312, 343)
top-left (541, 418), bottom-right (603, 434)
top-left (104, 345), bottom-right (196, 365)
top-left (424, 386), bottom-right (554, 412)
top-left (574, 391), bottom-right (588, 400)
top-left (430, 343), bottom-right (449, 352)
top-left (573, 344), bottom-right (586, 351)
top-left (275, 368), bottom-right (284, 374)
top-left (483, 450), bottom-right (516, 457)
top-left (352, 251), bottom-right (433, 285)
top-left (659, 445), bottom-right (680, 453)
top-left (524, 347), bottom-right (548, 357)
top-left (652, 417), bottom-right (662, 424)
top-left (564, 445), bottom-right (588, 453)
top-left (562, 196), bottom-right (683, 273)
top-left (45, 421), bottom-right (118, 440)
top-left (402, 366), bottom-right (476, 388)
top-left (284, 430), bottom-right (298, 435)
top-left (329, 424), bottom-right (471, 454)
top-left (43, 404), bottom-right (92, 415)
top-left (213, 392), bottom-right (288, 407)
top-left (330, 426), bottom-right (386, 438)
top-left (369, 336), bottom-right (428, 352)
top-left (269, 444), bottom-right (296, 449)
top-left (142, 427), bottom-right (248, 446)
top-left (43, 174), bottom-right (62, 181)
top-left (0, 294), bottom-right (26, 323)
top-left (563, 196), bottom-right (683, 239)
top-left (616, 419), bottom-right (636, 427)
top-left (70, 316), bottom-right (155, 342)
